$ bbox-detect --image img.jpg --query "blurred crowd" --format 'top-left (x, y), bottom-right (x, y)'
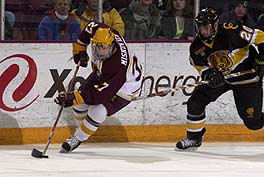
top-left (3, 0), bottom-right (264, 41)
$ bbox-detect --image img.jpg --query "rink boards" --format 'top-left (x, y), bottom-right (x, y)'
top-left (0, 43), bottom-right (263, 144)
top-left (1, 124), bottom-right (264, 145)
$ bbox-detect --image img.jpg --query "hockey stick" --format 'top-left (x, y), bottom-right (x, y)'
top-left (164, 68), bottom-right (256, 93)
top-left (120, 80), bottom-right (208, 101)
top-left (31, 61), bottom-right (81, 158)
top-left (223, 69), bottom-right (256, 79)
top-left (119, 69), bottom-right (256, 101)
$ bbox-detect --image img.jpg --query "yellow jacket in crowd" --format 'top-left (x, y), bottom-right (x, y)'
top-left (72, 5), bottom-right (124, 36)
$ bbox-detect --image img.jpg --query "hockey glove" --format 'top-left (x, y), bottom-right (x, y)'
top-left (73, 42), bottom-right (89, 67)
top-left (54, 90), bottom-right (84, 107)
top-left (254, 54), bottom-right (264, 77)
top-left (202, 69), bottom-right (225, 88)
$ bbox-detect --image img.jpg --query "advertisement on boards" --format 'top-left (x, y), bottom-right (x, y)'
top-left (0, 43), bottom-right (241, 128)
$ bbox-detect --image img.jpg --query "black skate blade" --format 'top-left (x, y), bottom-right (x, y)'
top-left (31, 148), bottom-right (49, 158)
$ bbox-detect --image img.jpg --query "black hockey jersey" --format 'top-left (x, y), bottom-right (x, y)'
top-left (189, 23), bottom-right (264, 84)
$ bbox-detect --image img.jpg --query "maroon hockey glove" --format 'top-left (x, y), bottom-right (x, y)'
top-left (73, 51), bottom-right (89, 67)
top-left (54, 91), bottom-right (75, 107)
top-left (54, 91), bottom-right (85, 107)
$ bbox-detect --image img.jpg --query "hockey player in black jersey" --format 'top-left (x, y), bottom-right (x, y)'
top-left (176, 7), bottom-right (264, 150)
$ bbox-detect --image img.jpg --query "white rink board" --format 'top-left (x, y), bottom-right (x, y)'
top-left (0, 43), bottom-right (249, 128)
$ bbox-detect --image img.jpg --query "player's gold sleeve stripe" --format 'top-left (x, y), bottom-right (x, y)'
top-left (80, 123), bottom-right (96, 135)
top-left (73, 42), bottom-right (87, 55)
top-left (230, 46), bottom-right (249, 65)
top-left (253, 30), bottom-right (264, 45)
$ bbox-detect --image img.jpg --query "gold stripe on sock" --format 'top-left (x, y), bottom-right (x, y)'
top-left (80, 123), bottom-right (96, 135)
top-left (75, 116), bottom-right (86, 121)
top-left (187, 121), bottom-right (205, 132)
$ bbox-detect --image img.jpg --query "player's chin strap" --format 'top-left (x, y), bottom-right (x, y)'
top-left (117, 69), bottom-right (256, 102)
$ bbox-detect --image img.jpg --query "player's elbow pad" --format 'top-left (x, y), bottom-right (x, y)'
top-left (73, 42), bottom-right (87, 56)
top-left (73, 42), bottom-right (89, 67)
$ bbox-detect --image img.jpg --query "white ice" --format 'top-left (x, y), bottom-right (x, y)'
top-left (1, 142), bottom-right (264, 177)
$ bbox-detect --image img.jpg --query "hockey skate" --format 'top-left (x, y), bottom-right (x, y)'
top-left (175, 137), bottom-right (202, 151)
top-left (59, 135), bottom-right (82, 153)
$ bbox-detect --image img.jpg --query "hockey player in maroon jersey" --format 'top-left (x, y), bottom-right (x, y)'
top-left (176, 7), bottom-right (264, 150)
top-left (54, 21), bottom-right (143, 153)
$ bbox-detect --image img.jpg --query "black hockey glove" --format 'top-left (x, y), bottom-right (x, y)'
top-left (73, 51), bottom-right (89, 67)
top-left (254, 54), bottom-right (264, 77)
top-left (54, 91), bottom-right (75, 107)
top-left (201, 69), bottom-right (225, 88)
top-left (54, 91), bottom-right (84, 107)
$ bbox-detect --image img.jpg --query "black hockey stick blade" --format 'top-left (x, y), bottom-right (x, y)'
top-left (31, 148), bottom-right (49, 158)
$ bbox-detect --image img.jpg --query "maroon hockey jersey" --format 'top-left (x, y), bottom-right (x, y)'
top-left (77, 21), bottom-right (143, 105)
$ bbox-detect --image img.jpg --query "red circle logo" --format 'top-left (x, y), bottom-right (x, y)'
top-left (0, 54), bottom-right (39, 112)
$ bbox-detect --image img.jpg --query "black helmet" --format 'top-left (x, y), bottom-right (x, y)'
top-left (195, 7), bottom-right (219, 41)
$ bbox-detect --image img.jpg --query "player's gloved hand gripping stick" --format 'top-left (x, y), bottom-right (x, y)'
top-left (31, 60), bottom-right (81, 158)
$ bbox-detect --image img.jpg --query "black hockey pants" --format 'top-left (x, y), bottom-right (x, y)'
top-left (186, 80), bottom-right (264, 139)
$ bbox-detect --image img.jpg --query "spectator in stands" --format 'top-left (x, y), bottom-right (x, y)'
top-left (219, 0), bottom-right (256, 28)
top-left (36, 0), bottom-right (81, 40)
top-left (4, 11), bottom-right (16, 40)
top-left (160, 0), bottom-right (193, 40)
top-left (72, 0), bottom-right (125, 36)
top-left (120, 0), bottom-right (161, 40)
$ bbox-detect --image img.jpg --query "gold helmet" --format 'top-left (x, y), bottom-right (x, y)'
top-left (91, 27), bottom-right (115, 61)
top-left (91, 27), bottom-right (115, 47)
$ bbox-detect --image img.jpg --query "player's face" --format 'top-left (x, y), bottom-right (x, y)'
top-left (93, 44), bottom-right (112, 60)
top-left (234, 4), bottom-right (247, 18)
top-left (198, 24), bottom-right (214, 38)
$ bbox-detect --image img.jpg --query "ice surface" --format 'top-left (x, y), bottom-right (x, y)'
top-left (1, 142), bottom-right (264, 177)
